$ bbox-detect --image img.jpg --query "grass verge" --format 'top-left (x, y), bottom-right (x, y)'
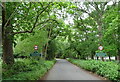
top-left (67, 58), bottom-right (120, 82)
top-left (2, 58), bottom-right (56, 80)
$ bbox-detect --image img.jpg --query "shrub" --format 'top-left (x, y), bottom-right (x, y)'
top-left (68, 59), bottom-right (119, 81)
top-left (2, 58), bottom-right (55, 80)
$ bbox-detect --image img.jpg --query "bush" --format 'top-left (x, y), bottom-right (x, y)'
top-left (68, 59), bottom-right (119, 81)
top-left (2, 58), bottom-right (55, 80)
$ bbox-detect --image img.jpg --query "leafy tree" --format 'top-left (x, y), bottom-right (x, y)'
top-left (14, 30), bottom-right (48, 56)
top-left (2, 2), bottom-right (57, 64)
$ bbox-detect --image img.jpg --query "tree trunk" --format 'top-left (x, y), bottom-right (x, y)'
top-left (118, 56), bottom-right (120, 62)
top-left (82, 55), bottom-right (86, 60)
top-left (44, 42), bottom-right (48, 59)
top-left (117, 48), bottom-right (120, 62)
top-left (2, 35), bottom-right (14, 64)
top-left (2, 3), bottom-right (14, 64)
top-left (98, 22), bottom-right (105, 61)
top-left (45, 27), bottom-right (52, 59)
top-left (109, 56), bottom-right (111, 61)
top-left (101, 57), bottom-right (104, 61)
top-left (91, 54), bottom-right (94, 60)
top-left (97, 57), bottom-right (99, 60)
top-left (115, 56), bottom-right (117, 60)
top-left (74, 47), bottom-right (81, 59)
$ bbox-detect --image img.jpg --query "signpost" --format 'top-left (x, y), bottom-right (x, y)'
top-left (30, 51), bottom-right (41, 56)
top-left (34, 45), bottom-right (38, 50)
top-left (98, 46), bottom-right (103, 51)
top-left (29, 45), bottom-right (43, 58)
top-left (96, 52), bottom-right (107, 57)
top-left (96, 45), bottom-right (107, 57)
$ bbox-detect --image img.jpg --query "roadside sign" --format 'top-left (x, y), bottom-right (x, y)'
top-left (96, 52), bottom-right (107, 57)
top-left (34, 45), bottom-right (38, 50)
top-left (98, 46), bottom-right (103, 50)
top-left (30, 51), bottom-right (41, 56)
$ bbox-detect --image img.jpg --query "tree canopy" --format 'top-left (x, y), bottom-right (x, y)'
top-left (1, 1), bottom-right (120, 64)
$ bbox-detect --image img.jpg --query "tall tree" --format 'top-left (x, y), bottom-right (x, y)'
top-left (1, 2), bottom-right (57, 64)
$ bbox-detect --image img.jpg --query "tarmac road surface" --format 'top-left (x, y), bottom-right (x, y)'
top-left (42, 59), bottom-right (106, 80)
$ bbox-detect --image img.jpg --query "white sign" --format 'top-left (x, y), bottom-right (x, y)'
top-left (34, 45), bottom-right (38, 50)
top-left (98, 46), bottom-right (103, 50)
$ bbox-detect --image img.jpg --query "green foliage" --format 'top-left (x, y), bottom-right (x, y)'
top-left (14, 30), bottom-right (48, 56)
top-left (4, 1), bottom-right (119, 61)
top-left (64, 49), bottom-right (78, 59)
top-left (2, 2), bottom-right (119, 81)
top-left (62, 2), bottom-right (119, 60)
top-left (102, 4), bottom-right (118, 57)
top-left (68, 59), bottom-right (119, 81)
top-left (2, 58), bottom-right (55, 80)
top-left (0, 47), bottom-right (2, 57)
top-left (46, 40), bottom-right (57, 60)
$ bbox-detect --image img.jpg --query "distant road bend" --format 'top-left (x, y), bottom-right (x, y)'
top-left (42, 59), bottom-right (106, 80)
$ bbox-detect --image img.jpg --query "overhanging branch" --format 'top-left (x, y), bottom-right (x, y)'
top-left (12, 3), bottom-right (52, 35)
top-left (30, 3), bottom-right (51, 32)
top-left (36, 19), bottom-right (59, 27)
top-left (12, 19), bottom-right (59, 35)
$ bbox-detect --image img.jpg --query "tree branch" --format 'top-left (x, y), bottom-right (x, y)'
top-left (0, 3), bottom-right (5, 9)
top-left (12, 30), bottom-right (32, 34)
top-left (12, 19), bottom-right (59, 35)
top-left (3, 3), bottom-right (21, 29)
top-left (30, 3), bottom-right (51, 32)
top-left (77, 7), bottom-right (93, 18)
top-left (12, 3), bottom-right (52, 35)
top-left (36, 19), bottom-right (59, 27)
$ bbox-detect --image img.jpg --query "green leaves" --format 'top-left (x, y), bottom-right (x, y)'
top-left (14, 30), bottom-right (48, 56)
top-left (69, 59), bottom-right (119, 81)
top-left (3, 58), bottom-right (55, 80)
top-left (5, 2), bottom-right (118, 60)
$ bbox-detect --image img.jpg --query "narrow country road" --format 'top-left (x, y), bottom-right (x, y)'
top-left (42, 59), bottom-right (105, 80)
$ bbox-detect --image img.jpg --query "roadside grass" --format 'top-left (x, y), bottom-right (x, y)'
top-left (67, 58), bottom-right (119, 82)
top-left (2, 58), bottom-right (56, 80)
